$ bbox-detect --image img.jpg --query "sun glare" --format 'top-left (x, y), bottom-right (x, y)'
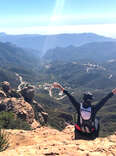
top-left (42, 0), bottom-right (65, 55)
top-left (51, 0), bottom-right (65, 22)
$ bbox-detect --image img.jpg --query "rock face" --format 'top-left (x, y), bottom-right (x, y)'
top-left (20, 85), bottom-right (35, 103)
top-left (33, 100), bottom-right (48, 125)
top-left (0, 90), bottom-right (6, 98)
top-left (0, 98), bottom-right (35, 125)
top-left (0, 81), bottom-right (48, 129)
top-left (1, 81), bottom-right (10, 93)
top-left (20, 85), bottom-right (48, 126)
top-left (1, 81), bottom-right (21, 98)
top-left (0, 125), bottom-right (116, 156)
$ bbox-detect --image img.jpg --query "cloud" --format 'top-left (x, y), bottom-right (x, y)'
top-left (1, 24), bottom-right (116, 38)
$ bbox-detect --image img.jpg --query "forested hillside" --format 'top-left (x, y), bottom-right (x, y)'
top-left (0, 42), bottom-right (40, 87)
top-left (44, 41), bottom-right (116, 63)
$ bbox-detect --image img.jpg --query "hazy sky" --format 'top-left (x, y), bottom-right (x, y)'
top-left (1, 0), bottom-right (116, 37)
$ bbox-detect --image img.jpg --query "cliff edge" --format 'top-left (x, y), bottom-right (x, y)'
top-left (0, 125), bottom-right (116, 156)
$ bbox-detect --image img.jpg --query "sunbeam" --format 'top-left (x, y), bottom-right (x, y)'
top-left (42, 0), bottom-right (65, 56)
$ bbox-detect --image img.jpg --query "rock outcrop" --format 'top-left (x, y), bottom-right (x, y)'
top-left (1, 81), bottom-right (21, 98)
top-left (20, 85), bottom-right (35, 103)
top-left (0, 98), bottom-right (35, 125)
top-left (1, 81), bottom-right (10, 93)
top-left (33, 100), bottom-right (48, 125)
top-left (20, 84), bottom-right (48, 126)
top-left (0, 125), bottom-right (116, 156)
top-left (0, 90), bottom-right (6, 98)
top-left (0, 81), bottom-right (48, 129)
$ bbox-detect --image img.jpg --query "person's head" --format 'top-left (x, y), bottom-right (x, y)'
top-left (82, 92), bottom-right (93, 108)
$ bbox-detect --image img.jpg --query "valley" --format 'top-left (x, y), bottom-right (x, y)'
top-left (0, 33), bottom-right (116, 137)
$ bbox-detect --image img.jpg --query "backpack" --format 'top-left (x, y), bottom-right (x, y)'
top-left (79, 103), bottom-right (95, 133)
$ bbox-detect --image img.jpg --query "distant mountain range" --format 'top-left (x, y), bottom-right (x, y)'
top-left (0, 32), bottom-right (115, 56)
top-left (43, 41), bottom-right (116, 63)
top-left (0, 42), bottom-right (40, 68)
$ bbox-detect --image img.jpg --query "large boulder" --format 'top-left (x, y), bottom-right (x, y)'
top-left (0, 97), bottom-right (40, 128)
top-left (1, 81), bottom-right (10, 93)
top-left (1, 81), bottom-right (21, 98)
top-left (20, 85), bottom-right (35, 103)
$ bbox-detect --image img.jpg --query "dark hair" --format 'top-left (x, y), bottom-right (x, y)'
top-left (83, 92), bottom-right (93, 101)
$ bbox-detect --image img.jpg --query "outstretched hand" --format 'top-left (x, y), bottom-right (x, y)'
top-left (53, 82), bottom-right (64, 91)
top-left (112, 88), bottom-right (116, 95)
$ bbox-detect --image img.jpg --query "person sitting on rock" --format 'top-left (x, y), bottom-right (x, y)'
top-left (53, 82), bottom-right (116, 140)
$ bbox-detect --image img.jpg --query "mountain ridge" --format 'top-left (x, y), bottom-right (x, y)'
top-left (43, 41), bottom-right (116, 63)
top-left (0, 32), bottom-right (115, 56)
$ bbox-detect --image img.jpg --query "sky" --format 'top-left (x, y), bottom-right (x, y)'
top-left (1, 0), bottom-right (116, 37)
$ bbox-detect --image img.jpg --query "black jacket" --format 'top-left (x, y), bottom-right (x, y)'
top-left (63, 90), bottom-right (113, 125)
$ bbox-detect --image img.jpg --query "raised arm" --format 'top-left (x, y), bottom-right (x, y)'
top-left (94, 88), bottom-right (116, 113)
top-left (53, 82), bottom-right (80, 111)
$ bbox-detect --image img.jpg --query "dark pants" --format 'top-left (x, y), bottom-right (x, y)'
top-left (74, 124), bottom-right (100, 140)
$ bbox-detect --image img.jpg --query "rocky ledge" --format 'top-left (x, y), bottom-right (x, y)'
top-left (0, 125), bottom-right (116, 156)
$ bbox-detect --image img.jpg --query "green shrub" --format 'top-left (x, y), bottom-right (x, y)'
top-left (0, 129), bottom-right (9, 152)
top-left (0, 112), bottom-right (31, 130)
top-left (8, 118), bottom-right (31, 130)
